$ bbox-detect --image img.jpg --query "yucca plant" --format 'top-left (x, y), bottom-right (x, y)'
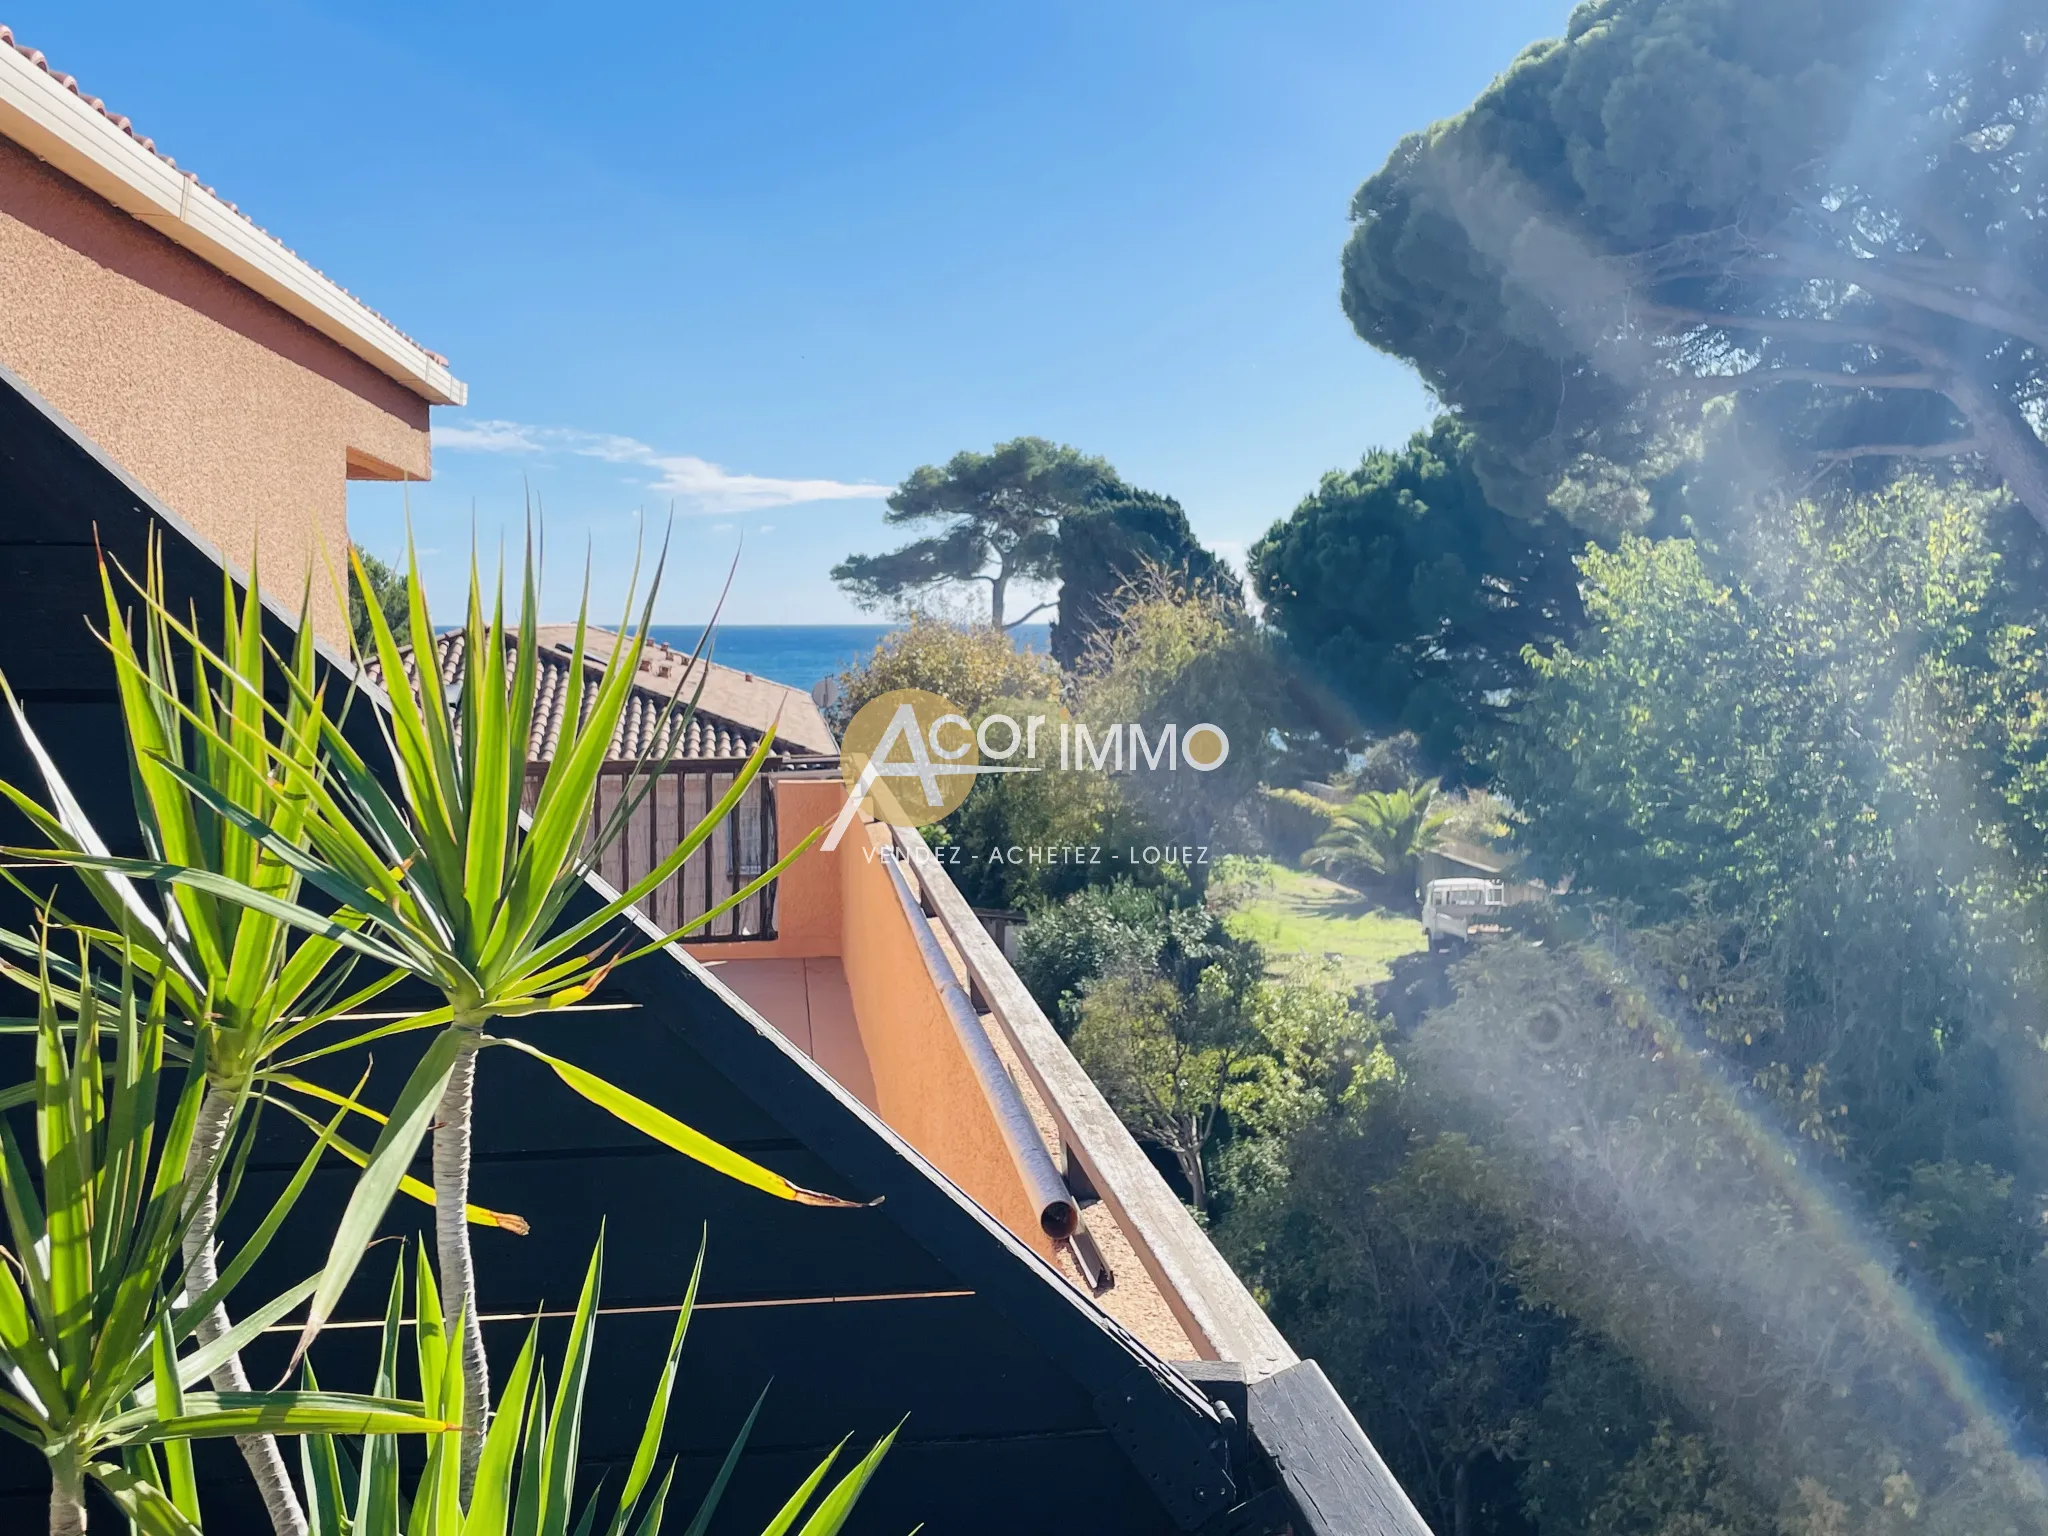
top-left (0, 548), bottom-right (523, 1536)
top-left (2, 552), bottom-right (381, 1536)
top-left (85, 536), bottom-right (842, 1493)
top-left (301, 1233), bottom-right (903, 1536)
top-left (0, 940), bottom-right (453, 1536)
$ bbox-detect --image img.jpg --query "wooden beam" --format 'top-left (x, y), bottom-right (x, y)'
top-left (1245, 1363), bottom-right (1435, 1536)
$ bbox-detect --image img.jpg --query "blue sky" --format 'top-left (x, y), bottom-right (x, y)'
top-left (16, 1), bottom-right (1567, 623)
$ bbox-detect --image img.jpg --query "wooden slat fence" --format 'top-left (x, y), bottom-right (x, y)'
top-left (522, 759), bottom-right (779, 939)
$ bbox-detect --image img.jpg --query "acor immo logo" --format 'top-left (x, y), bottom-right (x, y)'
top-left (822, 688), bottom-right (1228, 850)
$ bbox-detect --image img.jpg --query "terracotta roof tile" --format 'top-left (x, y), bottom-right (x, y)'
top-left (0, 26), bottom-right (449, 365)
top-left (367, 630), bottom-right (804, 763)
top-left (543, 625), bottom-right (840, 757)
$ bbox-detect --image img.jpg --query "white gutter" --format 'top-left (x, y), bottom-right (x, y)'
top-left (881, 852), bottom-right (1081, 1242)
top-left (0, 43), bottom-right (465, 407)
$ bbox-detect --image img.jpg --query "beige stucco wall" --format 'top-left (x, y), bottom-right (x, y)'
top-left (0, 135), bottom-right (431, 647)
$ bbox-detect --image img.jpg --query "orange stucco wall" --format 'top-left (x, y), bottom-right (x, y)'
top-left (691, 776), bottom-right (1054, 1258)
top-left (0, 135), bottom-right (432, 647)
top-left (836, 819), bottom-right (1054, 1259)
top-left (711, 776), bottom-right (847, 960)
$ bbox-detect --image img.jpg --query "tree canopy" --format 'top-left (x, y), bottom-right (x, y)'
top-left (1496, 478), bottom-right (2048, 918)
top-left (349, 544), bottom-right (410, 653)
top-left (825, 614), bottom-right (1061, 730)
top-left (1494, 475), bottom-right (2048, 1185)
top-left (1340, 0), bottom-right (2048, 534)
top-left (1052, 483), bottom-right (1239, 669)
top-left (833, 437), bottom-right (1110, 628)
top-left (837, 436), bottom-right (1241, 649)
top-left (1250, 418), bottom-right (1585, 778)
top-left (1076, 574), bottom-right (1312, 844)
top-left (1221, 474), bottom-right (2048, 1536)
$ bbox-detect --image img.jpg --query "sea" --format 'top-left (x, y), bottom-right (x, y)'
top-left (646, 623), bottom-right (1053, 694)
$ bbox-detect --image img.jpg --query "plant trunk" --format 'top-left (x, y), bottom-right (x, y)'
top-left (1177, 1131), bottom-right (1208, 1214)
top-left (989, 570), bottom-right (1007, 631)
top-left (1946, 372), bottom-right (2048, 535)
top-left (182, 1086), bottom-right (308, 1536)
top-left (434, 1040), bottom-right (488, 1500)
top-left (1453, 1456), bottom-right (1472, 1536)
top-left (48, 1453), bottom-right (86, 1536)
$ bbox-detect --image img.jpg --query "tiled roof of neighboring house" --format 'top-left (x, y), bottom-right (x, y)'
top-left (0, 27), bottom-right (463, 404)
top-left (1432, 838), bottom-right (1508, 874)
top-left (370, 628), bottom-right (837, 763)
top-left (552, 624), bottom-right (839, 758)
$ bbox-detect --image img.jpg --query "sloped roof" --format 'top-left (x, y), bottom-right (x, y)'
top-left (559, 624), bottom-right (839, 757)
top-left (372, 628), bottom-right (832, 762)
top-left (0, 27), bottom-right (463, 405)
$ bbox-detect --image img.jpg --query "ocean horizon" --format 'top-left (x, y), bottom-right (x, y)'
top-left (645, 622), bottom-right (1053, 693)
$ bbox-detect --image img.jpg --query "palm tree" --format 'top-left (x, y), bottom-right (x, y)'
top-left (1266, 778), bottom-right (1453, 902)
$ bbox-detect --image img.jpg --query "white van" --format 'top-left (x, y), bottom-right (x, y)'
top-left (1421, 877), bottom-right (1514, 951)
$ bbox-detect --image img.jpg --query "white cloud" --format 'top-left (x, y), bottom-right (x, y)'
top-left (433, 418), bottom-right (890, 514)
top-left (433, 419), bottom-right (547, 453)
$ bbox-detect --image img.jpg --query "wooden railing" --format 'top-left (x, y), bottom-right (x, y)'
top-left (524, 759), bottom-right (779, 940)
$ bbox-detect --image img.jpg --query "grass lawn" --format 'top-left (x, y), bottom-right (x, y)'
top-left (1214, 857), bottom-right (1426, 988)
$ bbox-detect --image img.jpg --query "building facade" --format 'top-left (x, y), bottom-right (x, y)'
top-left (0, 27), bottom-right (461, 646)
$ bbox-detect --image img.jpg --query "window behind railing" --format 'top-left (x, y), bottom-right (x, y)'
top-left (523, 759), bottom-right (780, 940)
